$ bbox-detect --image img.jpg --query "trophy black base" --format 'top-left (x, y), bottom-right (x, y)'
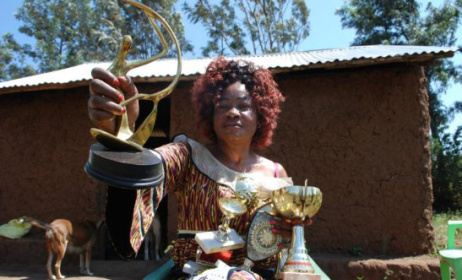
top-left (84, 143), bottom-right (164, 189)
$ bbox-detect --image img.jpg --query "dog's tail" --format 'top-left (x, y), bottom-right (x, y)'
top-left (20, 217), bottom-right (52, 231)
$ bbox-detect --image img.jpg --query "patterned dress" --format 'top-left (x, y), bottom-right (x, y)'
top-left (129, 135), bottom-right (292, 272)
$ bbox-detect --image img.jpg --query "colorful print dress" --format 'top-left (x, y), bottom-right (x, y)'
top-left (129, 135), bottom-right (292, 270)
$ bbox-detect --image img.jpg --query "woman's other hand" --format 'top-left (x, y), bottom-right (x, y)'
top-left (270, 218), bottom-right (313, 248)
top-left (88, 67), bottom-right (139, 134)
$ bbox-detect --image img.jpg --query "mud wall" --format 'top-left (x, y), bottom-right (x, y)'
top-left (0, 88), bottom-right (105, 223)
top-left (276, 65), bottom-right (433, 255)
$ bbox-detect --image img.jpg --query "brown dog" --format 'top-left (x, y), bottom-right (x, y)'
top-left (21, 215), bottom-right (104, 280)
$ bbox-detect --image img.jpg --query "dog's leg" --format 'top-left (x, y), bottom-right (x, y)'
top-left (153, 216), bottom-right (161, 261)
top-left (46, 241), bottom-right (56, 280)
top-left (81, 247), bottom-right (94, 276)
top-left (79, 253), bottom-right (85, 275)
top-left (54, 241), bottom-right (67, 279)
top-left (144, 227), bottom-right (152, 261)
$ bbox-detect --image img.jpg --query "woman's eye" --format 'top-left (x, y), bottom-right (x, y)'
top-left (238, 103), bottom-right (252, 111)
top-left (216, 103), bottom-right (230, 110)
top-left (215, 101), bottom-right (252, 112)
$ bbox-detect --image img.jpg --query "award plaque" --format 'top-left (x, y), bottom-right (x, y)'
top-left (246, 204), bottom-right (282, 261)
top-left (84, 1), bottom-right (182, 189)
top-left (241, 204), bottom-right (283, 271)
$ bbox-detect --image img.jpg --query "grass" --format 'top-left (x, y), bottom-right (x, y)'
top-left (433, 211), bottom-right (462, 251)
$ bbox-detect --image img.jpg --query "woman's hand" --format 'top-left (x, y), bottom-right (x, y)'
top-left (271, 218), bottom-right (313, 248)
top-left (88, 67), bottom-right (140, 134)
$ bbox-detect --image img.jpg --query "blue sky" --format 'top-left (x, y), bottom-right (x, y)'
top-left (1, 0), bottom-right (460, 132)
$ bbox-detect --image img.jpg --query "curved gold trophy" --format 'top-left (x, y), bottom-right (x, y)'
top-left (85, 1), bottom-right (182, 189)
top-left (90, 0), bottom-right (182, 152)
top-left (271, 185), bottom-right (322, 279)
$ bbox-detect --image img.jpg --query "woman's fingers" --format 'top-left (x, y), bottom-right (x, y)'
top-left (89, 67), bottom-right (141, 133)
top-left (91, 67), bottom-right (116, 85)
top-left (90, 77), bottom-right (124, 104)
top-left (115, 75), bottom-right (139, 131)
top-left (88, 94), bottom-right (125, 119)
top-left (89, 68), bottom-right (123, 134)
top-left (270, 218), bottom-right (314, 240)
top-left (270, 219), bottom-right (292, 239)
top-left (303, 219), bottom-right (313, 226)
top-left (118, 75), bottom-right (138, 100)
top-left (270, 218), bottom-right (292, 230)
top-left (88, 94), bottom-right (126, 134)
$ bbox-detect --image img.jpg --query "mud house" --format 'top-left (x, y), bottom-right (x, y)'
top-left (0, 45), bottom-right (457, 277)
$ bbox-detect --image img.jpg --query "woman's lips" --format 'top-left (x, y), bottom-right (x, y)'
top-left (224, 122), bottom-right (242, 127)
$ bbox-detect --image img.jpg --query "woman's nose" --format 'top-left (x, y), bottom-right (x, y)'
top-left (226, 107), bottom-right (239, 117)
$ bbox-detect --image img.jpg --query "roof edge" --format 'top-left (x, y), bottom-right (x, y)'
top-left (0, 45), bottom-right (458, 95)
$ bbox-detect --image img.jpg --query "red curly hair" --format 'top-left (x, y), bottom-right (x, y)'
top-left (190, 56), bottom-right (285, 150)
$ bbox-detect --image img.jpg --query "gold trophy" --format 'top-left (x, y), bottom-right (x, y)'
top-left (271, 185), bottom-right (322, 280)
top-left (195, 197), bottom-right (247, 254)
top-left (195, 175), bottom-right (261, 254)
top-left (85, 1), bottom-right (182, 189)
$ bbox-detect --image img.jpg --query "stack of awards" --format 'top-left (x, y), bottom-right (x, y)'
top-left (195, 176), bottom-right (324, 280)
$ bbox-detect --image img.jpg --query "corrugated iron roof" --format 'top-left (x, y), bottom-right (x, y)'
top-left (0, 45), bottom-right (458, 94)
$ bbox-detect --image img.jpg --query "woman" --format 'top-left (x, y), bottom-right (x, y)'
top-left (89, 56), bottom-right (293, 279)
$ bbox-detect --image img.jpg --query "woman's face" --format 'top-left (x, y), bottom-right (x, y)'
top-left (213, 82), bottom-right (258, 145)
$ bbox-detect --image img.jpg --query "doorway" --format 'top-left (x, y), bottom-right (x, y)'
top-left (105, 97), bottom-right (171, 260)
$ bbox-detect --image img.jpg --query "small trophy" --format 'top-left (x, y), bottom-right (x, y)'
top-left (271, 184), bottom-right (322, 280)
top-left (235, 175), bottom-right (259, 208)
top-left (195, 197), bottom-right (247, 254)
top-left (84, 1), bottom-right (182, 189)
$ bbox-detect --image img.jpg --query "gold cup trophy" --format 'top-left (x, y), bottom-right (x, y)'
top-left (271, 185), bottom-right (323, 280)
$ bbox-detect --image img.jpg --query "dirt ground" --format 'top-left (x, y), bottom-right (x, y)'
top-left (0, 259), bottom-right (165, 280)
top-left (0, 254), bottom-right (443, 280)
